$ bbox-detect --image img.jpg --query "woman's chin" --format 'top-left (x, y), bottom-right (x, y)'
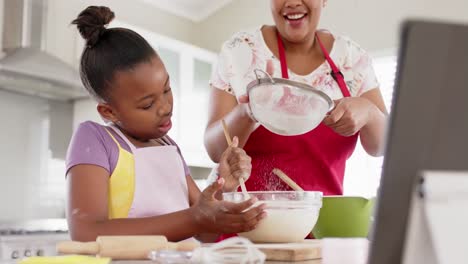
top-left (283, 29), bottom-right (312, 43)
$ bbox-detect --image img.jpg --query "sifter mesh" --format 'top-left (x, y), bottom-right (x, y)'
top-left (247, 69), bottom-right (333, 136)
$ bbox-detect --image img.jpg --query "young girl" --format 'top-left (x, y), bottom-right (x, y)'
top-left (66, 6), bottom-right (265, 242)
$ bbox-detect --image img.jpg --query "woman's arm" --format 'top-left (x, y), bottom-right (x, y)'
top-left (204, 88), bottom-right (256, 163)
top-left (359, 88), bottom-right (388, 157)
top-left (67, 165), bottom-right (264, 242)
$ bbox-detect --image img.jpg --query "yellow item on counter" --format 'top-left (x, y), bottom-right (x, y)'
top-left (20, 255), bottom-right (111, 264)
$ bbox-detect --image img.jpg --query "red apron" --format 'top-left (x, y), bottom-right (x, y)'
top-left (243, 31), bottom-right (358, 195)
top-left (217, 32), bottom-right (358, 242)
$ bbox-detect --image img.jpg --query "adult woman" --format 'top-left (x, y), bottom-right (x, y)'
top-left (204, 0), bottom-right (387, 195)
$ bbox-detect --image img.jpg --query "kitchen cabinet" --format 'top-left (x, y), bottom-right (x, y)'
top-left (175, 55), bottom-right (217, 169)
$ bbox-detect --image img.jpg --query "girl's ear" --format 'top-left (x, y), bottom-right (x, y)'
top-left (97, 103), bottom-right (119, 124)
top-left (323, 0), bottom-right (328, 8)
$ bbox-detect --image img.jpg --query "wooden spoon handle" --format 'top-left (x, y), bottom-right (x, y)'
top-left (272, 168), bottom-right (304, 191)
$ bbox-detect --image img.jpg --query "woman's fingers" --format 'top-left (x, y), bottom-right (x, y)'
top-left (266, 59), bottom-right (274, 76)
top-left (238, 94), bottom-right (250, 104)
top-left (323, 101), bottom-right (345, 127)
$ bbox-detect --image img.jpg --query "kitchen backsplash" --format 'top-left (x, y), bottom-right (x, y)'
top-left (0, 90), bottom-right (70, 220)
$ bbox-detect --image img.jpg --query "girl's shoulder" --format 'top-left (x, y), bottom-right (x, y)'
top-left (75, 120), bottom-right (109, 137)
top-left (73, 121), bottom-right (129, 149)
top-left (66, 121), bottom-right (130, 175)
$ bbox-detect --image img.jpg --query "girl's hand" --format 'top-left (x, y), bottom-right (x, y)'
top-left (323, 97), bottom-right (376, 137)
top-left (192, 178), bottom-right (266, 234)
top-left (218, 136), bottom-right (252, 192)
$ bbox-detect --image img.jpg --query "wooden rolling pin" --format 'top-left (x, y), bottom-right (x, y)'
top-left (57, 236), bottom-right (200, 260)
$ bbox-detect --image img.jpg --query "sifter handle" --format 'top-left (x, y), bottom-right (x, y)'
top-left (254, 69), bottom-right (275, 83)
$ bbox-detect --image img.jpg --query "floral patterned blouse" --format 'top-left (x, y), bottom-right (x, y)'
top-left (210, 27), bottom-right (380, 101)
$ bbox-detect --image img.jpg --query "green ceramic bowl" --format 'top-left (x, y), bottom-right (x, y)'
top-left (312, 196), bottom-right (375, 238)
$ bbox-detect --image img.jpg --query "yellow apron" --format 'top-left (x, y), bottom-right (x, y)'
top-left (104, 129), bottom-right (135, 219)
top-left (104, 126), bottom-right (189, 219)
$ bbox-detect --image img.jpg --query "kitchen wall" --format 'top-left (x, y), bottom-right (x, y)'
top-left (44, 0), bottom-right (195, 68)
top-left (46, 0), bottom-right (212, 181)
top-left (0, 0), bottom-right (225, 221)
top-left (2, 0), bottom-right (468, 219)
top-left (0, 90), bottom-right (53, 219)
top-left (193, 0), bottom-right (468, 53)
top-left (0, 0), bottom-right (3, 53)
top-left (45, 0), bottom-right (468, 67)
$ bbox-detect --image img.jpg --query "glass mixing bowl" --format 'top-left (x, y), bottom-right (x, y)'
top-left (223, 191), bottom-right (323, 243)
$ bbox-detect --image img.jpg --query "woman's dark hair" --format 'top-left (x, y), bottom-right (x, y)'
top-left (71, 6), bottom-right (157, 101)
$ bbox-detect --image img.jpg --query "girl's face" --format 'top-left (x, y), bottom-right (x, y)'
top-left (100, 56), bottom-right (173, 141)
top-left (270, 0), bottom-right (325, 43)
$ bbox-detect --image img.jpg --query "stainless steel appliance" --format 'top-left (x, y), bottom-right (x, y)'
top-left (0, 219), bottom-right (68, 261)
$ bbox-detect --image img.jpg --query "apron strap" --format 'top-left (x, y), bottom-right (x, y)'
top-left (315, 33), bottom-right (351, 98)
top-left (156, 136), bottom-right (172, 146)
top-left (276, 30), bottom-right (289, 79)
top-left (104, 128), bottom-right (123, 149)
top-left (108, 125), bottom-right (137, 152)
top-left (275, 29), bottom-right (351, 98)
top-left (108, 124), bottom-right (173, 150)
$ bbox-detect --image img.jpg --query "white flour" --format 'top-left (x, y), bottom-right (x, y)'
top-left (249, 85), bottom-right (329, 135)
top-left (239, 206), bottom-right (320, 243)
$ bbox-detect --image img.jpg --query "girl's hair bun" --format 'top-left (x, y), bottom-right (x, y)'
top-left (71, 6), bottom-right (115, 47)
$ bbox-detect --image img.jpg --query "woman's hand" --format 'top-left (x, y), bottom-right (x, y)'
top-left (218, 136), bottom-right (252, 192)
top-left (323, 97), bottom-right (377, 137)
top-left (191, 178), bottom-right (266, 234)
top-left (236, 59), bottom-right (276, 122)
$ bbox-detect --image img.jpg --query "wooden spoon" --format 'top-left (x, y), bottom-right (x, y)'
top-left (272, 168), bottom-right (304, 191)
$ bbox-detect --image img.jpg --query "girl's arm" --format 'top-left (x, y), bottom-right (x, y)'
top-left (67, 165), bottom-right (264, 242)
top-left (67, 165), bottom-right (198, 242)
top-left (187, 174), bottom-right (201, 206)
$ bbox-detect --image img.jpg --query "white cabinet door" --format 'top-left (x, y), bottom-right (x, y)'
top-left (178, 53), bottom-right (217, 168)
top-left (157, 47), bottom-right (182, 142)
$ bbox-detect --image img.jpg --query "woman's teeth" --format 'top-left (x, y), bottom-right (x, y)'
top-left (285, 13), bottom-right (306, 20)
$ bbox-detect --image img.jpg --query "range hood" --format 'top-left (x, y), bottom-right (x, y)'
top-left (0, 0), bottom-right (86, 101)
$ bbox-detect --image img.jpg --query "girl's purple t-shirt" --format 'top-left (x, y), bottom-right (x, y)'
top-left (66, 121), bottom-right (190, 176)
